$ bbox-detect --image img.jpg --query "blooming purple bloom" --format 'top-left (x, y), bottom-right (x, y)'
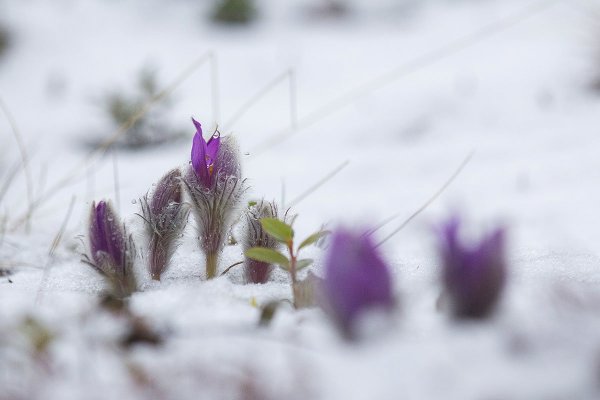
top-left (85, 200), bottom-right (136, 297)
top-left (191, 118), bottom-right (220, 188)
top-left (184, 118), bottom-right (245, 279)
top-left (140, 168), bottom-right (189, 280)
top-left (438, 217), bottom-right (507, 319)
top-left (321, 227), bottom-right (395, 338)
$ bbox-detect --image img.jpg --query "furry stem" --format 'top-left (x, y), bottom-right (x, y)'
top-left (206, 252), bottom-right (219, 279)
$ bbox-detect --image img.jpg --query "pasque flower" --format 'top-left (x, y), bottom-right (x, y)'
top-left (183, 118), bottom-right (245, 279)
top-left (438, 217), bottom-right (507, 319)
top-left (191, 118), bottom-right (220, 188)
top-left (243, 200), bottom-right (279, 284)
top-left (84, 200), bottom-right (137, 297)
top-left (321, 227), bottom-right (395, 339)
top-left (139, 168), bottom-right (188, 280)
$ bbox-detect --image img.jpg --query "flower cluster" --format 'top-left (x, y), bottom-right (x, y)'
top-left (83, 118), bottom-right (246, 292)
top-left (80, 112), bottom-right (509, 346)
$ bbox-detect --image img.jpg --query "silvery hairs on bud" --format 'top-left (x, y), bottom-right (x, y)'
top-left (183, 132), bottom-right (246, 279)
top-left (138, 168), bottom-right (189, 280)
top-left (243, 200), bottom-right (280, 284)
top-left (83, 200), bottom-right (137, 298)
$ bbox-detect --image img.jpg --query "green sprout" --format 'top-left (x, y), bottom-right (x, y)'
top-left (101, 68), bottom-right (182, 149)
top-left (0, 24), bottom-right (9, 60)
top-left (212, 0), bottom-right (257, 25)
top-left (245, 217), bottom-right (329, 309)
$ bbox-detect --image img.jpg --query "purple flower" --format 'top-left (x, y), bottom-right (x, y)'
top-left (189, 118), bottom-right (241, 187)
top-left (85, 200), bottom-right (136, 297)
top-left (183, 118), bottom-right (245, 279)
top-left (191, 118), bottom-right (220, 188)
top-left (140, 168), bottom-right (189, 280)
top-left (243, 200), bottom-right (279, 284)
top-left (321, 227), bottom-right (395, 338)
top-left (150, 168), bottom-right (183, 217)
top-left (438, 217), bottom-right (507, 319)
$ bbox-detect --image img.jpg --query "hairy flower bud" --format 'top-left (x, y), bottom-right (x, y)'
top-left (438, 217), bottom-right (507, 319)
top-left (85, 200), bottom-right (136, 297)
top-left (140, 168), bottom-right (188, 280)
top-left (243, 200), bottom-right (279, 284)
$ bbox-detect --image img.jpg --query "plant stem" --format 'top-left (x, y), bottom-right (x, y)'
top-left (150, 236), bottom-right (164, 281)
top-left (288, 241), bottom-right (298, 308)
top-left (206, 252), bottom-right (218, 279)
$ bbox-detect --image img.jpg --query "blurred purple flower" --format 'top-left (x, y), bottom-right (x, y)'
top-left (140, 168), bottom-right (189, 280)
top-left (184, 118), bottom-right (245, 279)
top-left (439, 217), bottom-right (507, 319)
top-left (85, 200), bottom-right (136, 297)
top-left (321, 227), bottom-right (395, 338)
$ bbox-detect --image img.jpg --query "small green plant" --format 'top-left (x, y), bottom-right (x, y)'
top-left (19, 317), bottom-right (55, 354)
top-left (245, 217), bottom-right (328, 308)
top-left (0, 24), bottom-right (9, 60)
top-left (99, 68), bottom-right (182, 149)
top-left (212, 0), bottom-right (257, 24)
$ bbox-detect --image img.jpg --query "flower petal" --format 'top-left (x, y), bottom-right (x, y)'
top-left (190, 119), bottom-right (210, 186)
top-left (89, 201), bottom-right (125, 270)
top-left (150, 168), bottom-right (182, 217)
top-left (206, 132), bottom-right (220, 165)
top-left (89, 201), bottom-right (107, 262)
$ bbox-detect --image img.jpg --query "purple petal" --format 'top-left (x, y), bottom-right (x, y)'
top-left (192, 117), bottom-right (203, 137)
top-left (89, 201), bottom-right (108, 262)
top-left (150, 168), bottom-right (182, 217)
top-left (89, 201), bottom-right (125, 270)
top-left (104, 206), bottom-right (125, 270)
top-left (206, 132), bottom-right (220, 165)
top-left (190, 119), bottom-right (210, 187)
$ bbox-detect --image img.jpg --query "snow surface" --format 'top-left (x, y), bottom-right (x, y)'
top-left (2, 0), bottom-right (600, 398)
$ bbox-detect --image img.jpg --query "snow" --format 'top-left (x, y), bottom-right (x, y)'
top-left (2, 0), bottom-right (600, 398)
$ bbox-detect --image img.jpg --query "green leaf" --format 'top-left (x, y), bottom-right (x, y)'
top-left (259, 300), bottom-right (283, 327)
top-left (260, 218), bottom-right (294, 243)
top-left (295, 259), bottom-right (314, 271)
top-left (298, 230), bottom-right (330, 251)
top-left (247, 200), bottom-right (257, 208)
top-left (245, 247), bottom-right (290, 269)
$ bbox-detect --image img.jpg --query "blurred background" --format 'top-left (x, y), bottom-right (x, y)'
top-left (2, 1), bottom-right (600, 399)
top-left (1, 0), bottom-right (600, 253)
